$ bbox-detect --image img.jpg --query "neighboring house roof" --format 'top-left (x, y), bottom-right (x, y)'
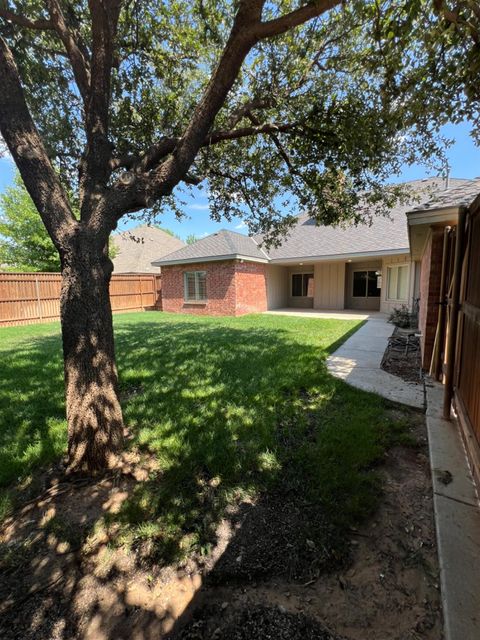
top-left (112, 225), bottom-right (184, 273)
top-left (151, 229), bottom-right (269, 266)
top-left (151, 177), bottom-right (471, 267)
top-left (409, 176), bottom-right (480, 212)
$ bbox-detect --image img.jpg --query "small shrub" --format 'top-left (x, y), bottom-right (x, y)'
top-left (389, 305), bottom-right (413, 328)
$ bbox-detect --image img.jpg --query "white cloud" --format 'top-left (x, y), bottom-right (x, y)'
top-left (188, 203), bottom-right (210, 211)
top-left (235, 221), bottom-right (248, 230)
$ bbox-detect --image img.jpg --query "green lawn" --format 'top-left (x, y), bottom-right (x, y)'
top-left (0, 312), bottom-right (416, 565)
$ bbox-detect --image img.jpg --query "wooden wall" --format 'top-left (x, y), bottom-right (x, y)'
top-left (456, 203), bottom-right (480, 467)
top-left (0, 272), bottom-right (161, 327)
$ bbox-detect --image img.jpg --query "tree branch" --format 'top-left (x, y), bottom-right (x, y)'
top-left (0, 35), bottom-right (76, 249)
top-left (0, 7), bottom-right (54, 30)
top-left (255, 0), bottom-right (342, 40)
top-left (109, 0), bottom-right (340, 216)
top-left (45, 0), bottom-right (91, 101)
top-left (226, 96), bottom-right (273, 128)
top-left (246, 112), bottom-right (296, 174)
top-left (142, 0), bottom-right (267, 194)
top-left (110, 122), bottom-right (299, 176)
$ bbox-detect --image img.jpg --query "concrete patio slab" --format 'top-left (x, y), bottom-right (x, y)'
top-left (326, 314), bottom-right (425, 409)
top-left (264, 308), bottom-right (384, 321)
top-left (425, 380), bottom-right (480, 640)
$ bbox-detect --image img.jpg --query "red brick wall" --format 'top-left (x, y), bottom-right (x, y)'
top-left (419, 229), bottom-right (444, 369)
top-left (234, 261), bottom-right (268, 315)
top-left (161, 261), bottom-right (237, 316)
top-left (160, 259), bottom-right (268, 316)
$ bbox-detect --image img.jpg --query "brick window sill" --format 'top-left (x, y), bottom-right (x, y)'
top-left (183, 301), bottom-right (207, 306)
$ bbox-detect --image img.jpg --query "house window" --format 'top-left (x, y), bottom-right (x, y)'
top-left (387, 265), bottom-right (409, 301)
top-left (292, 273), bottom-right (314, 297)
top-left (184, 271), bottom-right (207, 302)
top-left (352, 270), bottom-right (381, 298)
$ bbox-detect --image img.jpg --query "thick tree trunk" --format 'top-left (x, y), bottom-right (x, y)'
top-left (60, 235), bottom-right (124, 473)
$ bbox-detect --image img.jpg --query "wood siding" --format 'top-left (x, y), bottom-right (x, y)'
top-left (0, 272), bottom-right (161, 327)
top-left (313, 262), bottom-right (345, 309)
top-left (266, 265), bottom-right (288, 309)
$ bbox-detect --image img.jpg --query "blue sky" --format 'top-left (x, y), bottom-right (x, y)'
top-left (1, 120), bottom-right (479, 242)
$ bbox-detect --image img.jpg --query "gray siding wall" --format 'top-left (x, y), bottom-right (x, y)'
top-left (313, 262), bottom-right (345, 309)
top-left (266, 265), bottom-right (288, 309)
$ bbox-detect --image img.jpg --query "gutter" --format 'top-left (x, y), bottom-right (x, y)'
top-left (268, 248), bottom-right (409, 264)
top-left (151, 253), bottom-right (270, 267)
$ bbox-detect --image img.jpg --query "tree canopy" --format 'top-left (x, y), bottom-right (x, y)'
top-left (0, 1), bottom-right (454, 244)
top-left (0, 172), bottom-right (60, 271)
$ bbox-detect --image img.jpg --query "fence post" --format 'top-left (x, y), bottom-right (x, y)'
top-left (35, 276), bottom-right (43, 321)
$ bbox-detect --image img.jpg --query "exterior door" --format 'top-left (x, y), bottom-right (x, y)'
top-left (345, 262), bottom-right (382, 310)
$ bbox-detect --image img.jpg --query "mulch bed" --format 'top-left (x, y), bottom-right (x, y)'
top-left (381, 327), bottom-right (423, 384)
top-left (178, 604), bottom-right (344, 640)
top-left (209, 493), bottom-right (347, 585)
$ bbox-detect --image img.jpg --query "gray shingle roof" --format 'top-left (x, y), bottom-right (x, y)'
top-left (151, 177), bottom-right (473, 266)
top-left (112, 225), bottom-right (184, 273)
top-left (261, 178), bottom-right (468, 262)
top-left (409, 177), bottom-right (480, 211)
top-left (151, 229), bottom-right (268, 266)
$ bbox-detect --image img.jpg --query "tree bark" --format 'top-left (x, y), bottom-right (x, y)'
top-left (60, 233), bottom-right (123, 473)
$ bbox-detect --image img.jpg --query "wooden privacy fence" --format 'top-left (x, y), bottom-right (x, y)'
top-left (0, 272), bottom-right (161, 327)
top-left (455, 199), bottom-right (480, 483)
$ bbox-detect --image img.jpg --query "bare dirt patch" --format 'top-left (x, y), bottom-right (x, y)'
top-left (175, 416), bottom-right (442, 640)
top-left (0, 417), bottom-right (441, 640)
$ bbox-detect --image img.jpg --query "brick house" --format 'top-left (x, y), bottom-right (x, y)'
top-left (153, 177), bottom-right (480, 474)
top-left (152, 178), bottom-right (479, 370)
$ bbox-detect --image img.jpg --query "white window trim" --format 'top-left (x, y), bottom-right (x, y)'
top-left (386, 263), bottom-right (409, 302)
top-left (291, 272), bottom-right (314, 297)
top-left (184, 271), bottom-right (207, 302)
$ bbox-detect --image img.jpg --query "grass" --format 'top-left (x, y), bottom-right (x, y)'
top-left (0, 311), bottom-right (417, 566)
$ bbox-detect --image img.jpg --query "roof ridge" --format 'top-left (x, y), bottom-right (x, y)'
top-left (250, 235), bottom-right (271, 260)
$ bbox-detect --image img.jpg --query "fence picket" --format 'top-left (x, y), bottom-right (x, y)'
top-left (0, 272), bottom-right (162, 327)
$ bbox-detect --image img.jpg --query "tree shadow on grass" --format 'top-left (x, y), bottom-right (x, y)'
top-left (1, 314), bottom-right (391, 638)
top-left (110, 319), bottom-right (344, 559)
top-left (0, 332), bottom-right (65, 491)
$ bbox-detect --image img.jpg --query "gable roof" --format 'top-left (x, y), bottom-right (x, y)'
top-left (151, 229), bottom-right (268, 266)
top-left (151, 177), bottom-right (472, 267)
top-left (409, 176), bottom-right (480, 212)
top-left (112, 225), bottom-right (184, 273)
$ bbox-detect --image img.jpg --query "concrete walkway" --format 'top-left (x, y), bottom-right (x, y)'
top-left (326, 314), bottom-right (425, 409)
top-left (425, 381), bottom-right (480, 640)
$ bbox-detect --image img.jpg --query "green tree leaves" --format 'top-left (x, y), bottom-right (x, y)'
top-left (0, 173), bottom-right (60, 272)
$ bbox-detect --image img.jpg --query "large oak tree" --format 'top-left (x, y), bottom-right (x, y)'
top-left (0, 0), bottom-right (444, 473)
